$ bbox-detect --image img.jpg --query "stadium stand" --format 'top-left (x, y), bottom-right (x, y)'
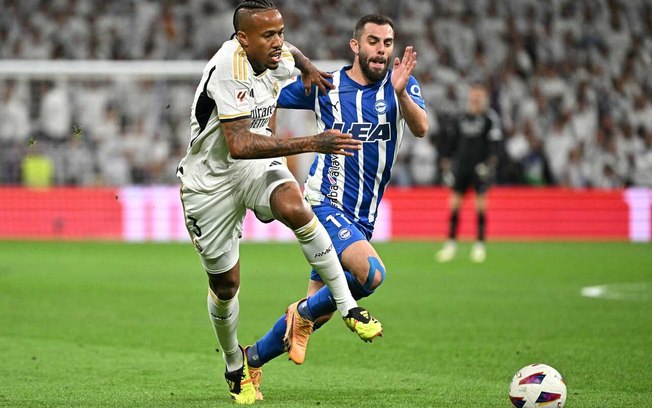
top-left (0, 0), bottom-right (651, 188)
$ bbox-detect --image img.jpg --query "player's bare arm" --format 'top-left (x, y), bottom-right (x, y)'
top-left (285, 41), bottom-right (334, 96)
top-left (222, 118), bottom-right (361, 159)
top-left (392, 46), bottom-right (429, 138)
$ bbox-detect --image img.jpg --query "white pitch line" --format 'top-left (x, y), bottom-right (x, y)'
top-left (581, 286), bottom-right (606, 298)
top-left (581, 283), bottom-right (652, 301)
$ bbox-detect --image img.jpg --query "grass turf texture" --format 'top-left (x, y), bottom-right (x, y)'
top-left (1, 241), bottom-right (651, 407)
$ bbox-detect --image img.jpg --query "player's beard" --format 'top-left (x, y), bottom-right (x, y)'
top-left (359, 51), bottom-right (389, 83)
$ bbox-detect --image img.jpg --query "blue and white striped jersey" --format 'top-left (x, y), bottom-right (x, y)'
top-left (278, 66), bottom-right (426, 234)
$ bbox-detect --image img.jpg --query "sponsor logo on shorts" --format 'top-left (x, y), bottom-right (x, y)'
top-left (338, 228), bottom-right (352, 240)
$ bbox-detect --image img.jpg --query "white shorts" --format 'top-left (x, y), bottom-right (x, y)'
top-left (180, 158), bottom-right (295, 274)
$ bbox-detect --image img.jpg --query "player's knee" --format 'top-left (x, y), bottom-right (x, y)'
top-left (270, 184), bottom-right (311, 228)
top-left (208, 273), bottom-right (238, 300)
top-left (347, 257), bottom-right (386, 299)
top-left (275, 196), bottom-right (304, 215)
top-left (365, 256), bottom-right (386, 292)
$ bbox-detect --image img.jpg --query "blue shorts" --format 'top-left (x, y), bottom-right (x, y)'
top-left (309, 205), bottom-right (370, 282)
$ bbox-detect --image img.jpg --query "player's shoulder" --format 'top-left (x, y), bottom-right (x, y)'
top-left (207, 38), bottom-right (250, 82)
top-left (280, 43), bottom-right (293, 63)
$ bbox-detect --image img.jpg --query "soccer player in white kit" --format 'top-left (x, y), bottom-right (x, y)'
top-left (177, 1), bottom-right (382, 404)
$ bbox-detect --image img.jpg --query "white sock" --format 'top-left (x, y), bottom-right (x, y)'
top-left (207, 288), bottom-right (243, 372)
top-left (294, 216), bottom-right (357, 315)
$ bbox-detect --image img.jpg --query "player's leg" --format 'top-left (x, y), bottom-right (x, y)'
top-left (242, 278), bottom-right (326, 374)
top-left (181, 187), bottom-right (254, 404)
top-left (244, 282), bottom-right (325, 399)
top-left (300, 240), bottom-right (386, 328)
top-left (296, 206), bottom-right (383, 328)
top-left (306, 279), bottom-right (330, 327)
top-left (207, 257), bottom-right (242, 374)
top-left (258, 260), bottom-right (380, 369)
top-left (205, 254), bottom-right (255, 405)
top-left (247, 210), bottom-right (382, 371)
top-left (268, 181), bottom-right (358, 315)
top-left (269, 185), bottom-right (381, 358)
top-left (246, 161), bottom-right (357, 315)
top-left (248, 162), bottom-right (380, 330)
top-left (436, 182), bottom-right (464, 262)
top-left (471, 189), bottom-right (488, 263)
top-left (248, 234), bottom-right (385, 367)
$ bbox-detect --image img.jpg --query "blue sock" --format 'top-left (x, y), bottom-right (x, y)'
top-left (305, 285), bottom-right (337, 318)
top-left (249, 270), bottom-right (376, 368)
top-left (249, 315), bottom-right (286, 368)
top-left (297, 299), bottom-right (315, 321)
top-left (305, 271), bottom-right (371, 319)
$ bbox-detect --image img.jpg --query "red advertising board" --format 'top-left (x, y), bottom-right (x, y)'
top-left (0, 187), bottom-right (650, 242)
top-left (385, 187), bottom-right (633, 240)
top-left (0, 187), bottom-right (122, 239)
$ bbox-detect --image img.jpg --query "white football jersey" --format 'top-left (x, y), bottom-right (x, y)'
top-left (178, 38), bottom-right (295, 192)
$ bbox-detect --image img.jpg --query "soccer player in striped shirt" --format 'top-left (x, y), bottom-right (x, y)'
top-left (178, 1), bottom-right (382, 404)
top-left (244, 14), bottom-right (429, 400)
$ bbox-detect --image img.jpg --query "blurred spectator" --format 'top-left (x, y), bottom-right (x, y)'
top-left (409, 137), bottom-right (438, 186)
top-left (38, 80), bottom-right (72, 143)
top-left (628, 93), bottom-right (652, 133)
top-left (562, 145), bottom-right (592, 188)
top-left (73, 80), bottom-right (112, 141)
top-left (122, 118), bottom-right (152, 184)
top-left (96, 130), bottom-right (131, 186)
top-left (543, 113), bottom-right (576, 184)
top-left (0, 80), bottom-right (30, 146)
top-left (633, 130), bottom-right (652, 187)
top-left (63, 136), bottom-right (96, 186)
top-left (569, 88), bottom-right (598, 147)
top-left (522, 136), bottom-right (552, 186)
top-left (21, 146), bottom-right (54, 188)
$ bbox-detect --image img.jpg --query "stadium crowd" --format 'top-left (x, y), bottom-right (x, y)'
top-left (1, 0), bottom-right (651, 188)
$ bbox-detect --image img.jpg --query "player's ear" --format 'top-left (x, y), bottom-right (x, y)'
top-left (349, 39), bottom-right (359, 54)
top-left (236, 31), bottom-right (249, 48)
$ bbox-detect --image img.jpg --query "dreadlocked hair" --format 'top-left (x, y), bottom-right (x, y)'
top-left (233, 0), bottom-right (276, 32)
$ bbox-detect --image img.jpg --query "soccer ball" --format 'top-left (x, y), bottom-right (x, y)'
top-left (508, 364), bottom-right (567, 408)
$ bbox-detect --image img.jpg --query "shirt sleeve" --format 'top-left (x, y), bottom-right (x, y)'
top-left (277, 75), bottom-right (316, 110)
top-left (205, 51), bottom-right (253, 123)
top-left (406, 76), bottom-right (427, 111)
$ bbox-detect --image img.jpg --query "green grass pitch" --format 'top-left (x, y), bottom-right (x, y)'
top-left (1, 240), bottom-right (651, 407)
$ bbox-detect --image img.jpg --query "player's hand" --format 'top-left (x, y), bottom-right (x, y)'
top-left (475, 162), bottom-right (495, 182)
top-left (391, 46), bottom-right (417, 95)
top-left (442, 170), bottom-right (455, 187)
top-left (314, 129), bottom-right (362, 156)
top-left (300, 61), bottom-right (334, 96)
